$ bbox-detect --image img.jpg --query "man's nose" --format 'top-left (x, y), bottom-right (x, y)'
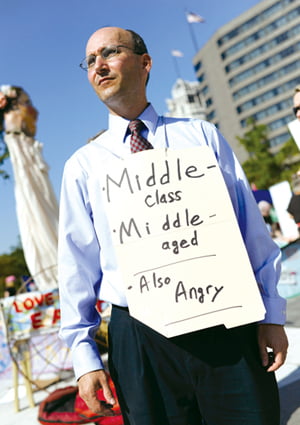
top-left (94, 55), bottom-right (108, 72)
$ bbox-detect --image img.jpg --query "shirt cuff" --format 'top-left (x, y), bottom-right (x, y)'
top-left (259, 294), bottom-right (287, 325)
top-left (72, 341), bottom-right (104, 380)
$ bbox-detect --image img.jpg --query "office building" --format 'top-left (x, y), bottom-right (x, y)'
top-left (193, 0), bottom-right (300, 162)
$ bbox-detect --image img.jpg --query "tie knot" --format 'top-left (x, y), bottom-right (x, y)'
top-left (129, 119), bottom-right (144, 134)
top-left (128, 119), bottom-right (153, 153)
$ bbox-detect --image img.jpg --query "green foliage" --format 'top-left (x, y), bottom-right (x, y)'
top-left (0, 243), bottom-right (30, 297)
top-left (237, 117), bottom-right (300, 189)
top-left (274, 138), bottom-right (300, 181)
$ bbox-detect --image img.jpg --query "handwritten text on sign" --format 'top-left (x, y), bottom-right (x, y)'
top-left (101, 147), bottom-right (265, 337)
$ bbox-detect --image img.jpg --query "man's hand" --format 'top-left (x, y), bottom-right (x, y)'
top-left (78, 369), bottom-right (116, 414)
top-left (257, 324), bottom-right (289, 372)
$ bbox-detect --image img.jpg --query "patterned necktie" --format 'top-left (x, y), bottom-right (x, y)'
top-left (129, 119), bottom-right (153, 153)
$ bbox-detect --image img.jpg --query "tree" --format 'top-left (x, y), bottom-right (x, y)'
top-left (237, 117), bottom-right (300, 189)
top-left (0, 243), bottom-right (30, 297)
top-left (274, 137), bottom-right (300, 182)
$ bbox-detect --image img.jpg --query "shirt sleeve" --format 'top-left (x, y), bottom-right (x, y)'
top-left (199, 121), bottom-right (286, 325)
top-left (58, 158), bottom-right (104, 380)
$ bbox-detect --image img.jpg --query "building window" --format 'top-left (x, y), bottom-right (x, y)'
top-left (269, 131), bottom-right (291, 147)
top-left (236, 76), bottom-right (300, 113)
top-left (206, 98), bottom-right (213, 107)
top-left (232, 59), bottom-right (300, 100)
top-left (240, 113), bottom-right (294, 130)
top-left (201, 85), bottom-right (209, 96)
top-left (240, 101), bottom-right (293, 126)
top-left (207, 110), bottom-right (216, 120)
top-left (197, 73), bottom-right (205, 83)
top-left (224, 23), bottom-right (300, 73)
top-left (220, 5), bottom-right (300, 60)
top-left (194, 61), bottom-right (202, 72)
top-left (229, 41), bottom-right (300, 87)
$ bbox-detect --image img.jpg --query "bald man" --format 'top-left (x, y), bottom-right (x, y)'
top-left (58, 27), bottom-right (288, 425)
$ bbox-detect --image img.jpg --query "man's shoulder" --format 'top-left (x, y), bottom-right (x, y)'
top-left (64, 130), bottom-right (111, 172)
top-left (161, 116), bottom-right (218, 141)
top-left (162, 116), bottom-right (215, 131)
top-left (162, 115), bottom-right (204, 124)
top-left (87, 129), bottom-right (107, 143)
top-left (69, 130), bottom-right (109, 157)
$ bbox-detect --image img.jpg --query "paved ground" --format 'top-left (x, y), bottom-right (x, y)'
top-left (0, 297), bottom-right (299, 425)
top-left (277, 296), bottom-right (300, 425)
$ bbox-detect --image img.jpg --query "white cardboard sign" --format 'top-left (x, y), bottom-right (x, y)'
top-left (288, 119), bottom-right (300, 150)
top-left (101, 147), bottom-right (265, 337)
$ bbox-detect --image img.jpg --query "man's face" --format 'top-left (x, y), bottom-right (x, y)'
top-left (85, 27), bottom-right (151, 113)
top-left (293, 91), bottom-right (300, 121)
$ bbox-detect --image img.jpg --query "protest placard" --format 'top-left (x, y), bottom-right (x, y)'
top-left (288, 119), bottom-right (300, 150)
top-left (0, 289), bottom-right (60, 340)
top-left (100, 146), bottom-right (265, 337)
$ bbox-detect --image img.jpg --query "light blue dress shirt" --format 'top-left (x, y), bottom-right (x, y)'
top-left (58, 104), bottom-right (286, 379)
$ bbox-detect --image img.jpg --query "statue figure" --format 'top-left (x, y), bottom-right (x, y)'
top-left (0, 85), bottom-right (38, 137)
top-left (0, 85), bottom-right (58, 290)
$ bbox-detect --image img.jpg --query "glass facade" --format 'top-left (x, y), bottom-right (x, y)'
top-left (225, 22), bottom-right (300, 73)
top-left (217, 0), bottom-right (297, 47)
top-left (229, 41), bottom-right (300, 87)
top-left (193, 0), bottom-right (300, 154)
top-left (236, 76), bottom-right (300, 113)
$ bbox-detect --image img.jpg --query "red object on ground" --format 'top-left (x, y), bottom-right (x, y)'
top-left (38, 375), bottom-right (123, 425)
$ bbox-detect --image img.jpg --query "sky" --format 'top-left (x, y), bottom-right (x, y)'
top-left (0, 0), bottom-right (262, 255)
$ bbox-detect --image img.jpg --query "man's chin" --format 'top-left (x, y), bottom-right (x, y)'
top-left (96, 88), bottom-right (115, 103)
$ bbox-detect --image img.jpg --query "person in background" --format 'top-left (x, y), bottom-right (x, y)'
top-left (287, 174), bottom-right (300, 237)
top-left (4, 275), bottom-right (17, 297)
top-left (58, 27), bottom-right (288, 425)
top-left (258, 200), bottom-right (274, 235)
top-left (293, 85), bottom-right (300, 121)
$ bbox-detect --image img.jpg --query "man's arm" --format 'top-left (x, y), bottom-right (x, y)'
top-left (202, 122), bottom-right (289, 369)
top-left (58, 159), bottom-right (115, 412)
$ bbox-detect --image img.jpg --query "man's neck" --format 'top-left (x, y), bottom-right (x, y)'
top-left (106, 98), bottom-right (149, 121)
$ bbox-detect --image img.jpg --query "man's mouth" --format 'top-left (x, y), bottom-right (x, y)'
top-left (97, 76), bottom-right (113, 86)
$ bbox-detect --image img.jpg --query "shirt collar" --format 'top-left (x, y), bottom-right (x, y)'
top-left (138, 104), bottom-right (158, 135)
top-left (108, 104), bottom-right (159, 143)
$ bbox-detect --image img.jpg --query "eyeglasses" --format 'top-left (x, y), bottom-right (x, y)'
top-left (293, 106), bottom-right (300, 116)
top-left (79, 45), bottom-right (138, 71)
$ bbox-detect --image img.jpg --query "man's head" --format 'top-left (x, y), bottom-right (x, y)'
top-left (293, 85), bottom-right (300, 121)
top-left (258, 200), bottom-right (271, 217)
top-left (82, 27), bottom-right (152, 119)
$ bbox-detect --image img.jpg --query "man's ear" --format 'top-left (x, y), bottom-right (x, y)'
top-left (142, 53), bottom-right (152, 73)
